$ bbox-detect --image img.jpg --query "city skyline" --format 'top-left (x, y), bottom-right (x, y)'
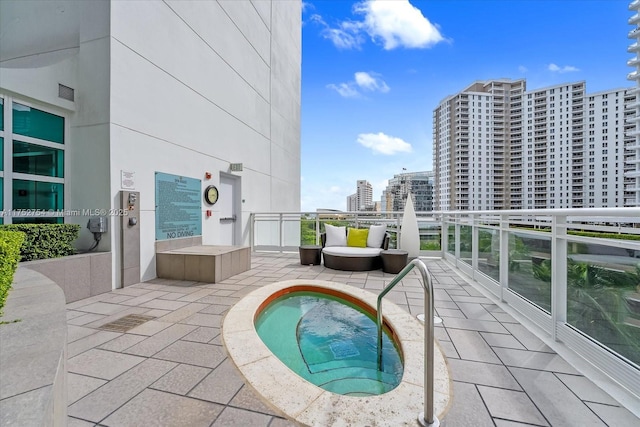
top-left (300, 0), bottom-right (631, 211)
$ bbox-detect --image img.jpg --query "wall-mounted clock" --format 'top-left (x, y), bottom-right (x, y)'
top-left (204, 185), bottom-right (219, 205)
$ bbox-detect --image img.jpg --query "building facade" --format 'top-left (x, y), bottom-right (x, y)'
top-left (433, 79), bottom-right (634, 210)
top-left (628, 1), bottom-right (640, 207)
top-left (383, 171), bottom-right (434, 212)
top-left (0, 0), bottom-right (301, 286)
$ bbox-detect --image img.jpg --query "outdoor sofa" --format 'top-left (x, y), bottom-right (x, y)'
top-left (321, 224), bottom-right (389, 271)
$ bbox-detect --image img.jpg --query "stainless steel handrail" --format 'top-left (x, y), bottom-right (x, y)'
top-left (376, 258), bottom-right (439, 427)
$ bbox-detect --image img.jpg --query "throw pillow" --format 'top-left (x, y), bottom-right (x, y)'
top-left (324, 224), bottom-right (347, 247)
top-left (367, 224), bottom-right (387, 248)
top-left (347, 228), bottom-right (369, 248)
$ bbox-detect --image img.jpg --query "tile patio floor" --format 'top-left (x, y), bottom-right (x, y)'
top-left (65, 253), bottom-right (640, 426)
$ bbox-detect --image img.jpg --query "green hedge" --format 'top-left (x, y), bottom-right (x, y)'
top-left (0, 224), bottom-right (80, 261)
top-left (0, 231), bottom-right (26, 315)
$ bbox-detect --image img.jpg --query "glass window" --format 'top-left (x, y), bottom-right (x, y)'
top-left (13, 140), bottom-right (64, 178)
top-left (12, 102), bottom-right (64, 144)
top-left (0, 137), bottom-right (3, 171)
top-left (12, 179), bottom-right (64, 211)
top-left (0, 97), bottom-right (4, 131)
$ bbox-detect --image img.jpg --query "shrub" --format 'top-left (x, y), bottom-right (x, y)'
top-left (0, 224), bottom-right (80, 261)
top-left (0, 231), bottom-right (26, 315)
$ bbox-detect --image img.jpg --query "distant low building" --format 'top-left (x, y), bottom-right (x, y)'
top-left (383, 171), bottom-right (434, 212)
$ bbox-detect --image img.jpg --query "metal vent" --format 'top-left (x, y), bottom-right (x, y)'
top-left (58, 84), bottom-right (74, 101)
top-left (98, 314), bottom-right (155, 332)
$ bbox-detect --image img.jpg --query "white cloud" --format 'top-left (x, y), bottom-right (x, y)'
top-left (326, 82), bottom-right (360, 98)
top-left (328, 71), bottom-right (389, 98)
top-left (548, 63), bottom-right (580, 73)
top-left (311, 1), bottom-right (444, 51)
top-left (354, 0), bottom-right (444, 50)
top-left (518, 65), bottom-right (528, 73)
top-left (354, 71), bottom-right (390, 92)
top-left (311, 14), bottom-right (363, 50)
top-left (357, 132), bottom-right (413, 155)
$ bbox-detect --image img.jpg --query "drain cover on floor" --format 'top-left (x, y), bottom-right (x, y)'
top-left (99, 314), bottom-right (155, 332)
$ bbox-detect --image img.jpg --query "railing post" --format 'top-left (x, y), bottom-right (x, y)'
top-left (471, 214), bottom-right (478, 278)
top-left (279, 213), bottom-right (283, 252)
top-left (376, 260), bottom-right (439, 427)
top-left (250, 213), bottom-right (255, 251)
top-left (551, 214), bottom-right (567, 341)
top-left (499, 213), bottom-right (509, 303)
top-left (315, 214), bottom-right (320, 246)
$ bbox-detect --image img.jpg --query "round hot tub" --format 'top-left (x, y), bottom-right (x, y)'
top-left (223, 280), bottom-right (452, 426)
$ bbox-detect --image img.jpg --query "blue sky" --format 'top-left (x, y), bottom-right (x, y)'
top-left (299, 0), bottom-right (632, 211)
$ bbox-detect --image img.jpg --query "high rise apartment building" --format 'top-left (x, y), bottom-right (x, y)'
top-left (433, 79), bottom-right (525, 211)
top-left (383, 171), bottom-right (434, 212)
top-left (433, 79), bottom-right (634, 210)
top-left (346, 180), bottom-right (373, 211)
top-left (627, 0), bottom-right (640, 207)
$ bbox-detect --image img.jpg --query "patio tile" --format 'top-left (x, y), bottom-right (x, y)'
top-left (68, 359), bottom-right (177, 423)
top-left (67, 325), bottom-right (100, 343)
top-left (178, 288), bottom-right (216, 302)
top-left (151, 364), bottom-right (211, 395)
top-left (449, 295), bottom-right (493, 304)
top-left (555, 373), bottom-right (620, 406)
top-left (493, 347), bottom-right (580, 374)
top-left (437, 340), bottom-right (460, 359)
top-left (440, 381), bottom-right (494, 427)
top-left (157, 303), bottom-right (209, 323)
top-left (229, 385), bottom-right (282, 416)
top-left (509, 367), bottom-right (606, 426)
top-left (493, 420), bottom-right (545, 427)
top-left (436, 308), bottom-right (465, 318)
top-left (153, 340), bottom-right (226, 369)
top-left (119, 290), bottom-right (170, 307)
top-left (67, 313), bottom-right (106, 326)
top-left (139, 298), bottom-right (189, 311)
top-left (67, 348), bottom-right (145, 380)
top-left (448, 329), bottom-right (501, 363)
top-left (447, 359), bottom-right (521, 390)
top-left (101, 388), bottom-right (223, 427)
top-left (181, 312), bottom-right (223, 328)
top-left (188, 359), bottom-right (245, 404)
top-left (477, 385), bottom-right (549, 426)
top-left (68, 330), bottom-right (122, 358)
top-left (67, 310), bottom-right (88, 320)
top-left (266, 417), bottom-right (299, 427)
top-left (480, 332), bottom-right (527, 350)
top-left (75, 302), bottom-right (130, 315)
top-left (157, 292), bottom-right (188, 300)
top-left (442, 317), bottom-right (509, 334)
top-left (67, 373), bottom-right (106, 405)
top-left (123, 324), bottom-right (198, 357)
top-left (98, 333), bottom-right (146, 352)
top-left (181, 326), bottom-right (220, 343)
top-left (126, 320), bottom-right (172, 336)
top-left (585, 401), bottom-right (640, 426)
top-left (67, 417), bottom-right (95, 426)
top-left (502, 323), bottom-right (554, 352)
top-left (199, 304), bottom-right (230, 315)
top-left (456, 302), bottom-right (495, 321)
top-left (212, 406), bottom-right (273, 426)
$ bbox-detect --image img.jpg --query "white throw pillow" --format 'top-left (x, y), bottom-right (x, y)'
top-left (367, 224), bottom-right (387, 248)
top-left (324, 224), bottom-right (347, 247)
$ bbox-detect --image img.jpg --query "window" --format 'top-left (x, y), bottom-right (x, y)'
top-left (0, 98), bottom-right (66, 224)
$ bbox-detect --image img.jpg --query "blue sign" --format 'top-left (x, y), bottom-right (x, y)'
top-left (155, 172), bottom-right (202, 240)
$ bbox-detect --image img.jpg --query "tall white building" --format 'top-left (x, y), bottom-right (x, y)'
top-left (356, 180), bottom-right (373, 210)
top-left (628, 0), bottom-right (640, 207)
top-left (434, 79), bottom-right (633, 210)
top-left (0, 1), bottom-right (301, 290)
top-left (433, 79), bottom-right (525, 211)
top-left (346, 193), bottom-right (358, 211)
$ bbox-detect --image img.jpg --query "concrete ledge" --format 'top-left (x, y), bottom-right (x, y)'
top-left (0, 267), bottom-right (67, 427)
top-left (157, 245), bottom-right (250, 283)
top-left (23, 252), bottom-right (112, 303)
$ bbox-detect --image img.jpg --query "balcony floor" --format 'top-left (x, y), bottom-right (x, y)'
top-left (65, 252), bottom-right (640, 426)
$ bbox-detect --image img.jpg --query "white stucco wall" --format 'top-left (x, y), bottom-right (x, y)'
top-left (108, 0), bottom-right (301, 282)
top-left (1, 0), bottom-right (301, 286)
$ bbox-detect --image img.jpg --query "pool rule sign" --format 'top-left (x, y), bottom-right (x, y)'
top-left (155, 172), bottom-right (202, 240)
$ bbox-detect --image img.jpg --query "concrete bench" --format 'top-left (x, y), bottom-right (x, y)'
top-left (156, 245), bottom-right (250, 283)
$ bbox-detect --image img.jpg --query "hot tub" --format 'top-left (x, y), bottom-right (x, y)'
top-left (222, 280), bottom-right (452, 426)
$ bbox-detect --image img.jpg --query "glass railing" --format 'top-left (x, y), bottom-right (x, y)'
top-left (250, 207), bottom-right (640, 398)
